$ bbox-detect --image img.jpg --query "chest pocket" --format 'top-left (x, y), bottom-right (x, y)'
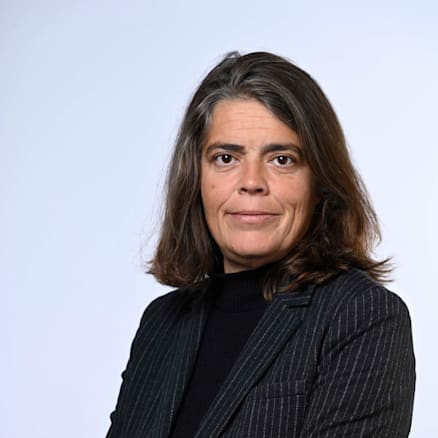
top-left (229, 379), bottom-right (307, 438)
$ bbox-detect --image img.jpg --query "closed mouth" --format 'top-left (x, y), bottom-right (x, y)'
top-left (227, 211), bottom-right (279, 224)
top-left (228, 211), bottom-right (279, 215)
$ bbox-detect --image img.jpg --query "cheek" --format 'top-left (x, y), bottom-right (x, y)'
top-left (202, 175), bottom-right (230, 209)
top-left (202, 183), bottom-right (216, 205)
top-left (281, 182), bottom-right (316, 217)
top-left (201, 181), bottom-right (221, 220)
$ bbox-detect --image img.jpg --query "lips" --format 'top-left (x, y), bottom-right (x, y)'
top-left (227, 211), bottom-right (279, 225)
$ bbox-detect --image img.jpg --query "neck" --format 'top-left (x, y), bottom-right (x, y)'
top-left (210, 265), bottom-right (269, 312)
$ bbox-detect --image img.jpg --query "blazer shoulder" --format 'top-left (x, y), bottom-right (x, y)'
top-left (312, 268), bottom-right (412, 322)
top-left (145, 287), bottom-right (187, 309)
top-left (138, 285), bottom-right (205, 326)
top-left (147, 284), bottom-right (206, 308)
top-left (126, 286), bottom-right (205, 367)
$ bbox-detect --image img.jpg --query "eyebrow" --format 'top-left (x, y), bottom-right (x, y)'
top-left (205, 142), bottom-right (303, 157)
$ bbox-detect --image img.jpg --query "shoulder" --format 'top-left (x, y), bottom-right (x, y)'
top-left (143, 287), bottom-right (189, 311)
top-left (125, 286), bottom-right (204, 360)
top-left (136, 285), bottom-right (205, 330)
top-left (144, 285), bottom-right (205, 312)
top-left (305, 268), bottom-right (412, 330)
top-left (313, 267), bottom-right (409, 307)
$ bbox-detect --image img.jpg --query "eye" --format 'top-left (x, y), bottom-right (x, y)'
top-left (272, 155), bottom-right (295, 167)
top-left (214, 154), bottom-right (236, 166)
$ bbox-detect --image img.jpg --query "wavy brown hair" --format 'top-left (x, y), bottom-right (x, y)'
top-left (148, 51), bottom-right (391, 298)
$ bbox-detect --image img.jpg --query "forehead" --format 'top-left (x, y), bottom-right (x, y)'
top-left (204, 98), bottom-right (301, 148)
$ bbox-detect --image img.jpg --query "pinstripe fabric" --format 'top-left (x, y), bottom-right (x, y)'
top-left (106, 268), bottom-right (415, 437)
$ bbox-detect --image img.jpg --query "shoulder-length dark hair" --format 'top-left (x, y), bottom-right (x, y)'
top-left (148, 51), bottom-right (390, 298)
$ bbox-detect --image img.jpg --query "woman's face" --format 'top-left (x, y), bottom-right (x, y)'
top-left (201, 98), bottom-right (317, 273)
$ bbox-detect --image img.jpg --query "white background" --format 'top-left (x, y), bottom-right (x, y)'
top-left (2, 1), bottom-right (437, 436)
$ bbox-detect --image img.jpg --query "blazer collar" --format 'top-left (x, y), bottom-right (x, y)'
top-left (153, 285), bottom-right (211, 437)
top-left (194, 284), bottom-right (315, 438)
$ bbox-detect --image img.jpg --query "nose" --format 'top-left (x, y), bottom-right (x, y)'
top-left (238, 160), bottom-right (268, 195)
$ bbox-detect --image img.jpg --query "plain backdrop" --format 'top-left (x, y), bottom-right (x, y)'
top-left (2, 1), bottom-right (437, 436)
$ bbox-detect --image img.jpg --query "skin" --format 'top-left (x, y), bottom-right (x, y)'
top-left (201, 98), bottom-right (317, 273)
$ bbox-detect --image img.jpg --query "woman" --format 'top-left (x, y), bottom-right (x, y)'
top-left (107, 52), bottom-right (415, 437)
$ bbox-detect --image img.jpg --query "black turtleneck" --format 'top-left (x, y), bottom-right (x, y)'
top-left (170, 267), bottom-right (268, 438)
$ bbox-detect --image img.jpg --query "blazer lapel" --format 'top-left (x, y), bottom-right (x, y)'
top-left (195, 286), bottom-right (314, 438)
top-left (154, 289), bottom-right (210, 437)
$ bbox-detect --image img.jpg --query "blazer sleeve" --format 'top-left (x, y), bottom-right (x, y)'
top-left (300, 286), bottom-right (416, 437)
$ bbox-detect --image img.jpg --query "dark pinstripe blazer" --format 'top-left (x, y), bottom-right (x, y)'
top-left (107, 268), bottom-right (415, 437)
